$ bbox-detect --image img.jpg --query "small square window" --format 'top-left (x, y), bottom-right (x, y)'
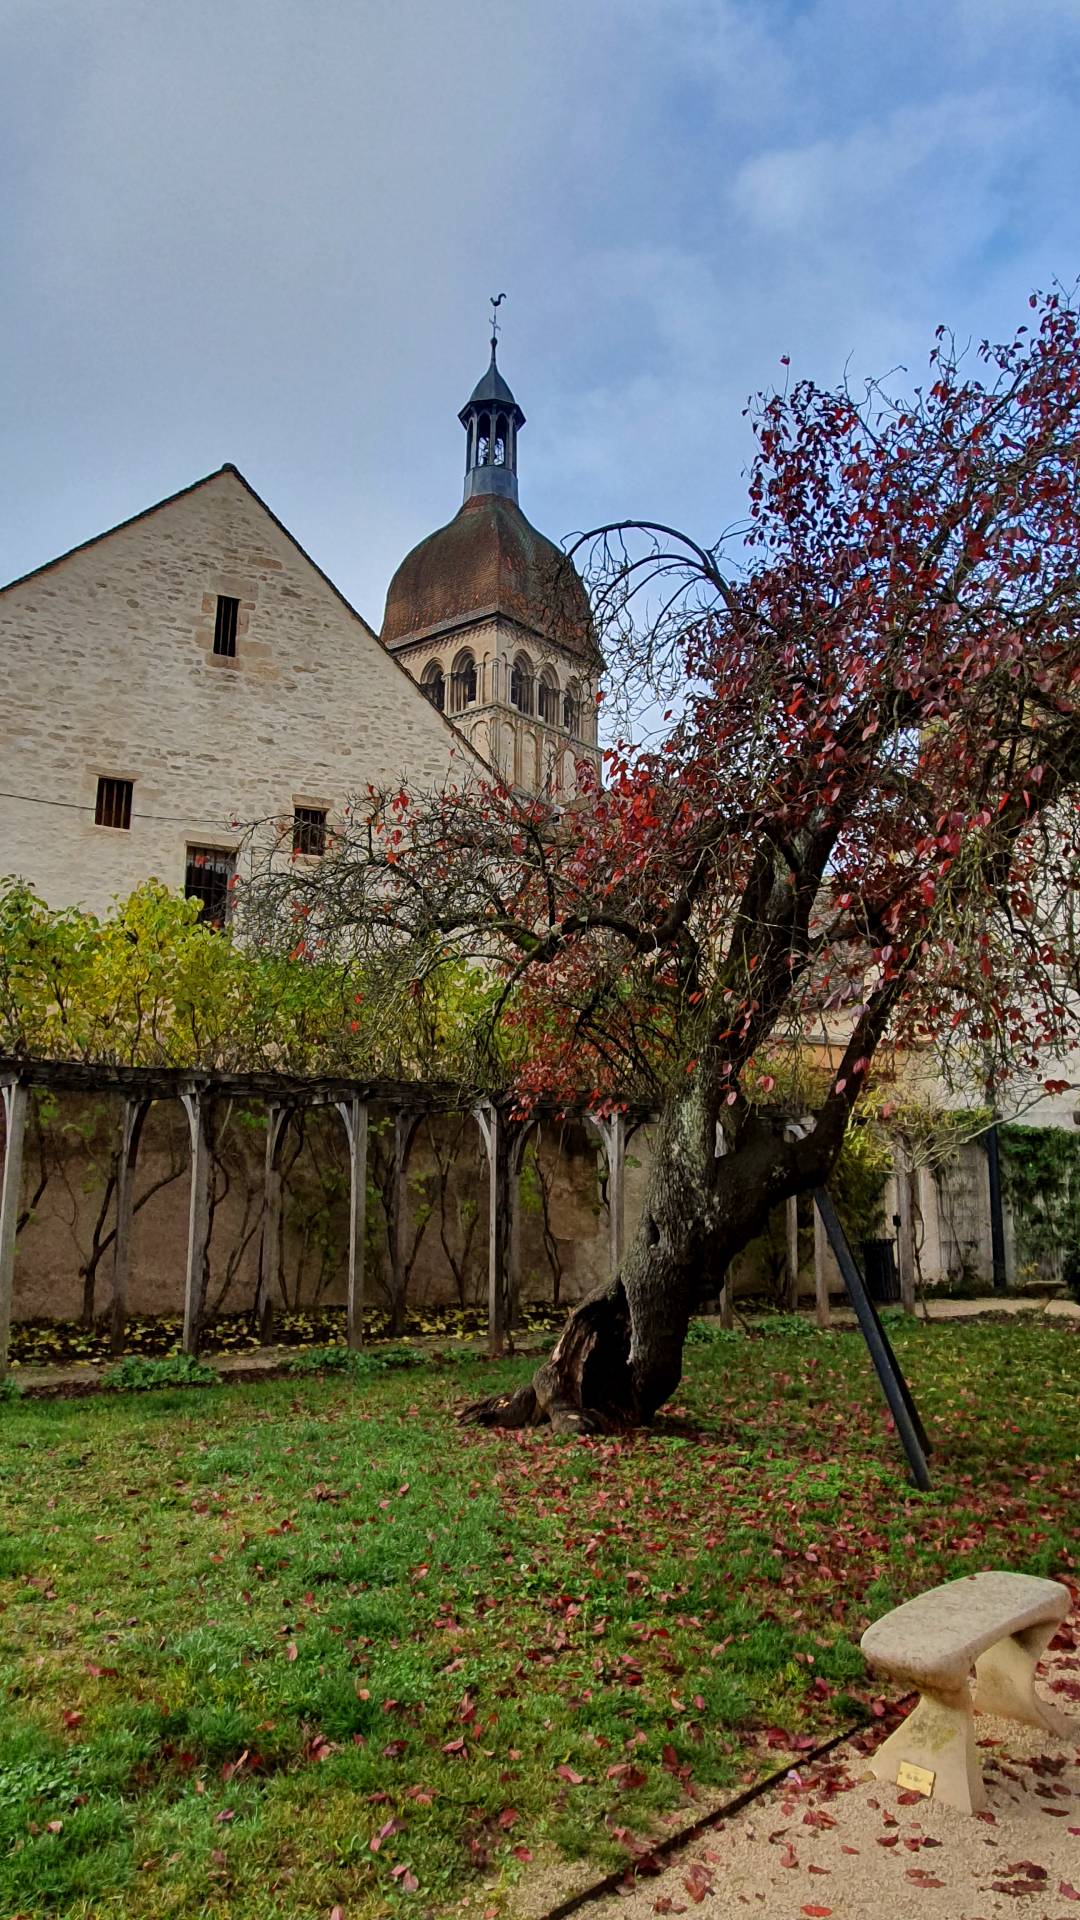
top-left (95, 777), bottom-right (133, 830)
top-left (213, 595), bottom-right (239, 657)
top-left (185, 846), bottom-right (236, 928)
top-left (293, 806), bottom-right (328, 857)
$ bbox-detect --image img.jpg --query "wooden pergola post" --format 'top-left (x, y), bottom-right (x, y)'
top-left (507, 1123), bottom-right (535, 1332)
top-left (109, 1097), bottom-right (151, 1355)
top-left (335, 1095), bottom-right (368, 1349)
top-left (0, 1078), bottom-right (29, 1383)
top-left (386, 1111), bottom-right (422, 1333)
top-left (474, 1102), bottom-right (512, 1357)
top-left (895, 1148), bottom-right (917, 1313)
top-left (254, 1104), bottom-right (291, 1347)
top-left (180, 1087), bottom-right (212, 1357)
top-left (785, 1195), bottom-right (800, 1312)
top-left (587, 1110), bottom-right (626, 1279)
top-left (813, 1195), bottom-right (832, 1328)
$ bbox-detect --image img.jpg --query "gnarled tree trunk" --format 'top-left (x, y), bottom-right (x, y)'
top-left (462, 1077), bottom-right (841, 1433)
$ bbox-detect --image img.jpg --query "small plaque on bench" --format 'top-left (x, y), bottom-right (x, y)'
top-left (896, 1760), bottom-right (934, 1796)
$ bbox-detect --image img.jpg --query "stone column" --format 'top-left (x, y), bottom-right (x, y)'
top-left (0, 1079), bottom-right (29, 1383)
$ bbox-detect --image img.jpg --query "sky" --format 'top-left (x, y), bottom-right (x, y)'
top-left (3, 0), bottom-right (1080, 631)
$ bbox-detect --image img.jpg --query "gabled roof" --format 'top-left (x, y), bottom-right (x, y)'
top-left (1, 463), bottom-right (491, 770)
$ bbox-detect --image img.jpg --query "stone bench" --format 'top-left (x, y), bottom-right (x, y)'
top-left (860, 1570), bottom-right (1073, 1813)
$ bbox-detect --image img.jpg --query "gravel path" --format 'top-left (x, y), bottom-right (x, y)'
top-left (532, 1610), bottom-right (1080, 1920)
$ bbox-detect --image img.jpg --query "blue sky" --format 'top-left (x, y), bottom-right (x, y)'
top-left (3, 0), bottom-right (1078, 629)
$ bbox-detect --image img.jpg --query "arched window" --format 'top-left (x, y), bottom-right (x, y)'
top-left (538, 667), bottom-right (559, 724)
top-left (450, 650), bottom-right (477, 712)
top-left (477, 412), bottom-right (491, 466)
top-left (509, 651), bottom-right (534, 716)
top-left (493, 413), bottom-right (507, 466)
top-left (421, 661), bottom-right (445, 712)
top-left (562, 683), bottom-right (580, 735)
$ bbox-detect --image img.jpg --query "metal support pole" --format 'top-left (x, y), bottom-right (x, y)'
top-left (255, 1104), bottom-right (291, 1347)
top-left (813, 1188), bottom-right (932, 1491)
top-left (474, 1103), bottom-right (512, 1357)
top-left (180, 1089), bottom-right (212, 1357)
top-left (110, 1097), bottom-right (150, 1355)
top-left (0, 1080), bottom-right (29, 1383)
top-left (985, 1124), bottom-right (1008, 1293)
top-left (335, 1096), bottom-right (368, 1349)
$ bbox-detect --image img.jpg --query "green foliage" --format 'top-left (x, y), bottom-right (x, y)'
top-left (830, 1119), bottom-right (893, 1243)
top-left (0, 877), bottom-right (500, 1080)
top-left (0, 1376), bottom-right (22, 1403)
top-left (999, 1122), bottom-right (1080, 1296)
top-left (101, 1354), bottom-right (218, 1393)
top-left (752, 1311), bottom-right (817, 1340)
top-left (283, 1343), bottom-right (424, 1378)
top-left (684, 1318), bottom-right (741, 1345)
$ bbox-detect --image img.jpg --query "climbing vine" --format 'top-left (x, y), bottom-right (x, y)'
top-left (998, 1123), bottom-right (1080, 1297)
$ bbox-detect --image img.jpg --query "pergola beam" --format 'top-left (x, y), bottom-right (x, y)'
top-left (0, 1080), bottom-right (29, 1383)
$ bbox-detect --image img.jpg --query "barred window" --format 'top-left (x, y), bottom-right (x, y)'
top-left (293, 806), bottom-right (327, 857)
top-left (213, 595), bottom-right (239, 657)
top-left (185, 846), bottom-right (236, 927)
top-left (95, 777), bottom-right (133, 830)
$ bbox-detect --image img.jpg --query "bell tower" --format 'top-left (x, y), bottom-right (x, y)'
top-left (380, 306), bottom-right (602, 799)
top-left (459, 338), bottom-right (526, 505)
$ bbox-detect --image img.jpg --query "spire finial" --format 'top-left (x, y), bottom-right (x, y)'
top-left (489, 291), bottom-right (506, 353)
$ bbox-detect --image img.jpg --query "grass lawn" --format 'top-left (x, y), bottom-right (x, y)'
top-left (0, 1317), bottom-right (1076, 1918)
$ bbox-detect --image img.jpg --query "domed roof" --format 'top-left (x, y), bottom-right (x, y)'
top-left (380, 491), bottom-right (596, 659)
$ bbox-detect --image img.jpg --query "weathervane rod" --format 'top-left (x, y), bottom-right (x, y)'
top-left (490, 291), bottom-right (506, 350)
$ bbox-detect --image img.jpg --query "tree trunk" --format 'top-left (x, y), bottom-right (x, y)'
top-left (462, 1077), bottom-right (842, 1433)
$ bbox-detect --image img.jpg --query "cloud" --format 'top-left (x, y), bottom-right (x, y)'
top-left (2, 0), bottom-right (1080, 623)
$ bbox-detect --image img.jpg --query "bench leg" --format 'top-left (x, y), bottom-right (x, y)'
top-left (867, 1684), bottom-right (985, 1814)
top-left (973, 1623), bottom-right (1073, 1736)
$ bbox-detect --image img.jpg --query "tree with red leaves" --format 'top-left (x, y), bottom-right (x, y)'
top-left (251, 291), bottom-right (1080, 1432)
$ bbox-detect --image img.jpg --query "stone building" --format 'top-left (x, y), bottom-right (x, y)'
top-left (0, 345), bottom-right (619, 1331)
top-left (0, 464), bottom-right (482, 920)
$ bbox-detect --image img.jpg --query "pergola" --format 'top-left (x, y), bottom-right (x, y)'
top-left (0, 1056), bottom-right (656, 1378)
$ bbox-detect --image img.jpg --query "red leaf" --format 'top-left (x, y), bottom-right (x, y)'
top-left (1059, 1882), bottom-right (1079, 1902)
top-left (682, 1863), bottom-right (712, 1902)
top-left (556, 1763), bottom-right (584, 1784)
top-left (802, 1908), bottom-right (833, 1917)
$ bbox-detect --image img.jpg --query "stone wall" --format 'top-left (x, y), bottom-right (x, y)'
top-left (8, 1095), bottom-right (650, 1325)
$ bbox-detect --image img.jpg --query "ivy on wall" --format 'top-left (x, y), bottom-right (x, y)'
top-left (998, 1123), bottom-right (1080, 1297)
